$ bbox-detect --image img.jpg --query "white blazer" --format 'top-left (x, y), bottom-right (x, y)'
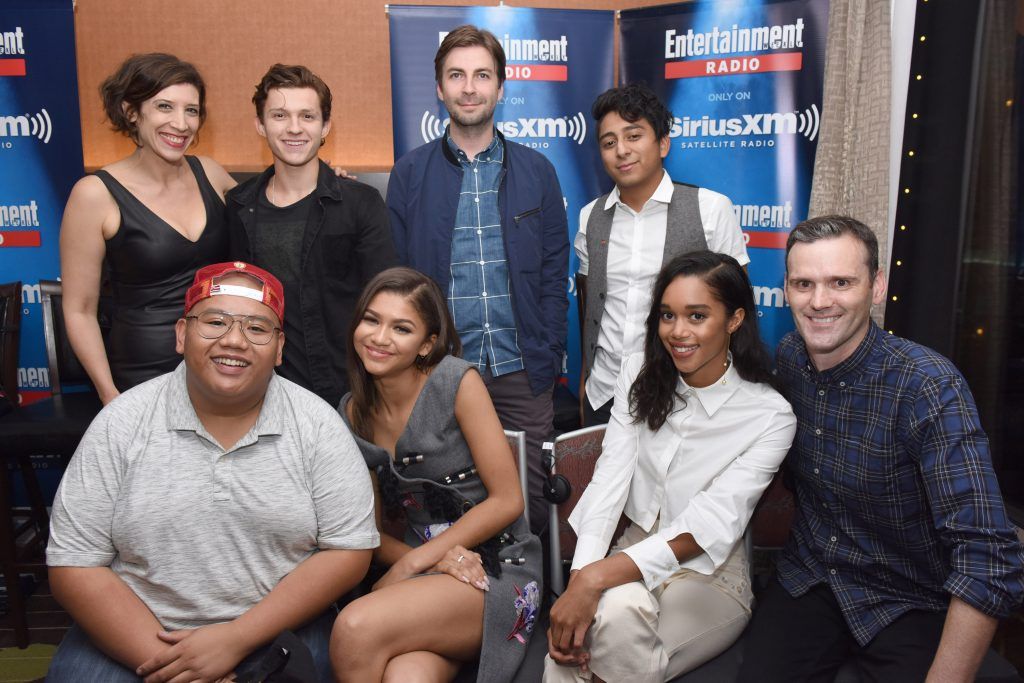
top-left (569, 352), bottom-right (797, 590)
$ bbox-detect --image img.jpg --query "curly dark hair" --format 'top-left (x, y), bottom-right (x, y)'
top-left (100, 53), bottom-right (206, 144)
top-left (591, 82), bottom-right (673, 140)
top-left (629, 251), bottom-right (778, 430)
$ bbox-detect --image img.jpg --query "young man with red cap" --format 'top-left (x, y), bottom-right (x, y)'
top-left (46, 262), bottom-right (378, 682)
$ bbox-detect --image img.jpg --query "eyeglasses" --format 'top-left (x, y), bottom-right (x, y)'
top-left (185, 311), bottom-right (281, 345)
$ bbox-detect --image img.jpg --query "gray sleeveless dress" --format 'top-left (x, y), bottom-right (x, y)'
top-left (341, 355), bottom-right (543, 682)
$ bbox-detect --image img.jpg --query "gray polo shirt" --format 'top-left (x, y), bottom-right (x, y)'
top-left (47, 363), bottom-right (378, 630)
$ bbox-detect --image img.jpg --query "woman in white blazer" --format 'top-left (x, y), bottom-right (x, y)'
top-left (545, 250), bottom-right (797, 683)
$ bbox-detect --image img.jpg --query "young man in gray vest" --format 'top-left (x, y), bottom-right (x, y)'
top-left (576, 84), bottom-right (749, 425)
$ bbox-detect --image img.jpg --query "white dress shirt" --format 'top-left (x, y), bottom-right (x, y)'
top-left (576, 171), bottom-right (750, 409)
top-left (568, 353), bottom-right (796, 591)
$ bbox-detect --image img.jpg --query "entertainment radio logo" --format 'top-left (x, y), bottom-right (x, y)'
top-left (438, 31), bottom-right (569, 81)
top-left (0, 25), bottom-right (27, 76)
top-left (663, 18), bottom-right (806, 79)
top-left (0, 108), bottom-right (53, 144)
top-left (0, 198), bottom-right (42, 248)
top-left (670, 104), bottom-right (819, 149)
top-left (420, 110), bottom-right (587, 147)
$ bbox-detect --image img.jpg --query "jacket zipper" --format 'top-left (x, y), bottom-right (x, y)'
top-left (513, 207), bottom-right (541, 224)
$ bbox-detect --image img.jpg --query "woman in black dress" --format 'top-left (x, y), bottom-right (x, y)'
top-left (60, 53), bottom-right (233, 402)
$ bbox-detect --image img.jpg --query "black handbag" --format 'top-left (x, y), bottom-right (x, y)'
top-left (235, 630), bottom-right (318, 683)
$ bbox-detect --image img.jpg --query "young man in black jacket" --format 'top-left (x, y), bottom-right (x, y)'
top-left (227, 64), bottom-right (397, 407)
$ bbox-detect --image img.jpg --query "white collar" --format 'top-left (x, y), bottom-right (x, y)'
top-left (604, 169), bottom-right (674, 211)
top-left (675, 355), bottom-right (742, 418)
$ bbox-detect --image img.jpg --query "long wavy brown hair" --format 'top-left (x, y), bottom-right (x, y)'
top-left (346, 267), bottom-right (461, 440)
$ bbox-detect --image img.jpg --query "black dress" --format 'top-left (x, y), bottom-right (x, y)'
top-left (93, 156), bottom-right (228, 392)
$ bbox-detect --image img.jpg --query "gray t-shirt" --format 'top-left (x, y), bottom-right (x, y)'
top-left (47, 363), bottom-right (378, 630)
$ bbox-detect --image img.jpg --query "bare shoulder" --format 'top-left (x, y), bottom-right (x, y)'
top-left (453, 365), bottom-right (492, 416)
top-left (456, 365), bottom-right (487, 393)
top-left (64, 175), bottom-right (117, 223)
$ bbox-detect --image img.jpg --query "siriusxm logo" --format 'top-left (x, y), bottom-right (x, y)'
top-left (671, 104), bottom-right (819, 141)
top-left (420, 111), bottom-right (587, 145)
top-left (753, 285), bottom-right (789, 308)
top-left (0, 108), bottom-right (52, 143)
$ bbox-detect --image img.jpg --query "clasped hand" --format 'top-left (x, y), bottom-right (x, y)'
top-left (547, 571), bottom-right (603, 671)
top-left (136, 621), bottom-right (249, 683)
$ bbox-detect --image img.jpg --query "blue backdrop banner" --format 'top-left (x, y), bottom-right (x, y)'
top-left (620, 0), bottom-right (830, 348)
top-left (0, 0), bottom-right (83, 404)
top-left (388, 5), bottom-right (615, 392)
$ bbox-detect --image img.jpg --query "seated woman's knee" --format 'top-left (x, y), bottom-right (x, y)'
top-left (332, 599), bottom-right (378, 649)
top-left (382, 663), bottom-right (444, 683)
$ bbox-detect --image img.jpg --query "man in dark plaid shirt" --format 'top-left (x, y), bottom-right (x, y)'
top-left (740, 216), bottom-right (1024, 682)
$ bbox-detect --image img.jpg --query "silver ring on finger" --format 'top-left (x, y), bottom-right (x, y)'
top-left (457, 554), bottom-right (465, 564)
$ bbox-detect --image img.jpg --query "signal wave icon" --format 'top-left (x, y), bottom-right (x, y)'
top-left (0, 108), bottom-right (52, 143)
top-left (30, 109), bottom-right (52, 143)
top-left (420, 111), bottom-right (446, 143)
top-left (566, 112), bottom-right (586, 145)
top-left (797, 104), bottom-right (819, 141)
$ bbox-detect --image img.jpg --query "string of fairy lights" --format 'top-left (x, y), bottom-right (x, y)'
top-left (888, 0), bottom-right (932, 336)
top-left (890, 0), bottom-right (1014, 341)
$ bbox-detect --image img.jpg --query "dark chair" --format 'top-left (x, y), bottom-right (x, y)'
top-left (0, 281), bottom-right (21, 414)
top-left (546, 424), bottom-right (608, 595)
top-left (0, 280), bottom-right (102, 648)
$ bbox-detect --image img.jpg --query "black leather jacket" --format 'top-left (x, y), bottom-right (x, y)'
top-left (227, 160), bottom-right (397, 407)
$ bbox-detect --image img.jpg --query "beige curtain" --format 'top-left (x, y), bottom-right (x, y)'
top-left (808, 0), bottom-right (892, 322)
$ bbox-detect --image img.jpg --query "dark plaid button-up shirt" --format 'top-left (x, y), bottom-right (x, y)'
top-left (775, 322), bottom-right (1023, 645)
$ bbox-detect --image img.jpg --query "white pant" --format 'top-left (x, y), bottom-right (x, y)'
top-left (543, 523), bottom-right (752, 683)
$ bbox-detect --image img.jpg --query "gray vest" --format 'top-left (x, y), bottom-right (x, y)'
top-left (583, 183), bottom-right (707, 374)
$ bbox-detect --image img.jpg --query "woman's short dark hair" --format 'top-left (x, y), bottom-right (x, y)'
top-left (252, 63), bottom-right (332, 121)
top-left (629, 250), bottom-right (777, 430)
top-left (591, 82), bottom-right (673, 140)
top-left (434, 25), bottom-right (506, 86)
top-left (100, 53), bottom-right (206, 143)
top-left (347, 267), bottom-right (461, 440)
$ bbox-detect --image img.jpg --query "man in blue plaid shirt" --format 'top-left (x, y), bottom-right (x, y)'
top-left (739, 216), bottom-right (1024, 682)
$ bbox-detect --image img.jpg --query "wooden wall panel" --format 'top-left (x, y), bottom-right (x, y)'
top-left (74, 0), bottom-right (678, 171)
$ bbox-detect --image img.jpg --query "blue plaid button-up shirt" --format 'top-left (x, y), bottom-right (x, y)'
top-left (775, 322), bottom-right (1024, 645)
top-left (446, 132), bottom-right (524, 377)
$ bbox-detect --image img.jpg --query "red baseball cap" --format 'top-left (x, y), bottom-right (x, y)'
top-left (184, 261), bottom-right (285, 321)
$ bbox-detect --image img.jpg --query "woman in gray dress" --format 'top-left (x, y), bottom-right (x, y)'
top-left (330, 267), bottom-right (542, 683)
